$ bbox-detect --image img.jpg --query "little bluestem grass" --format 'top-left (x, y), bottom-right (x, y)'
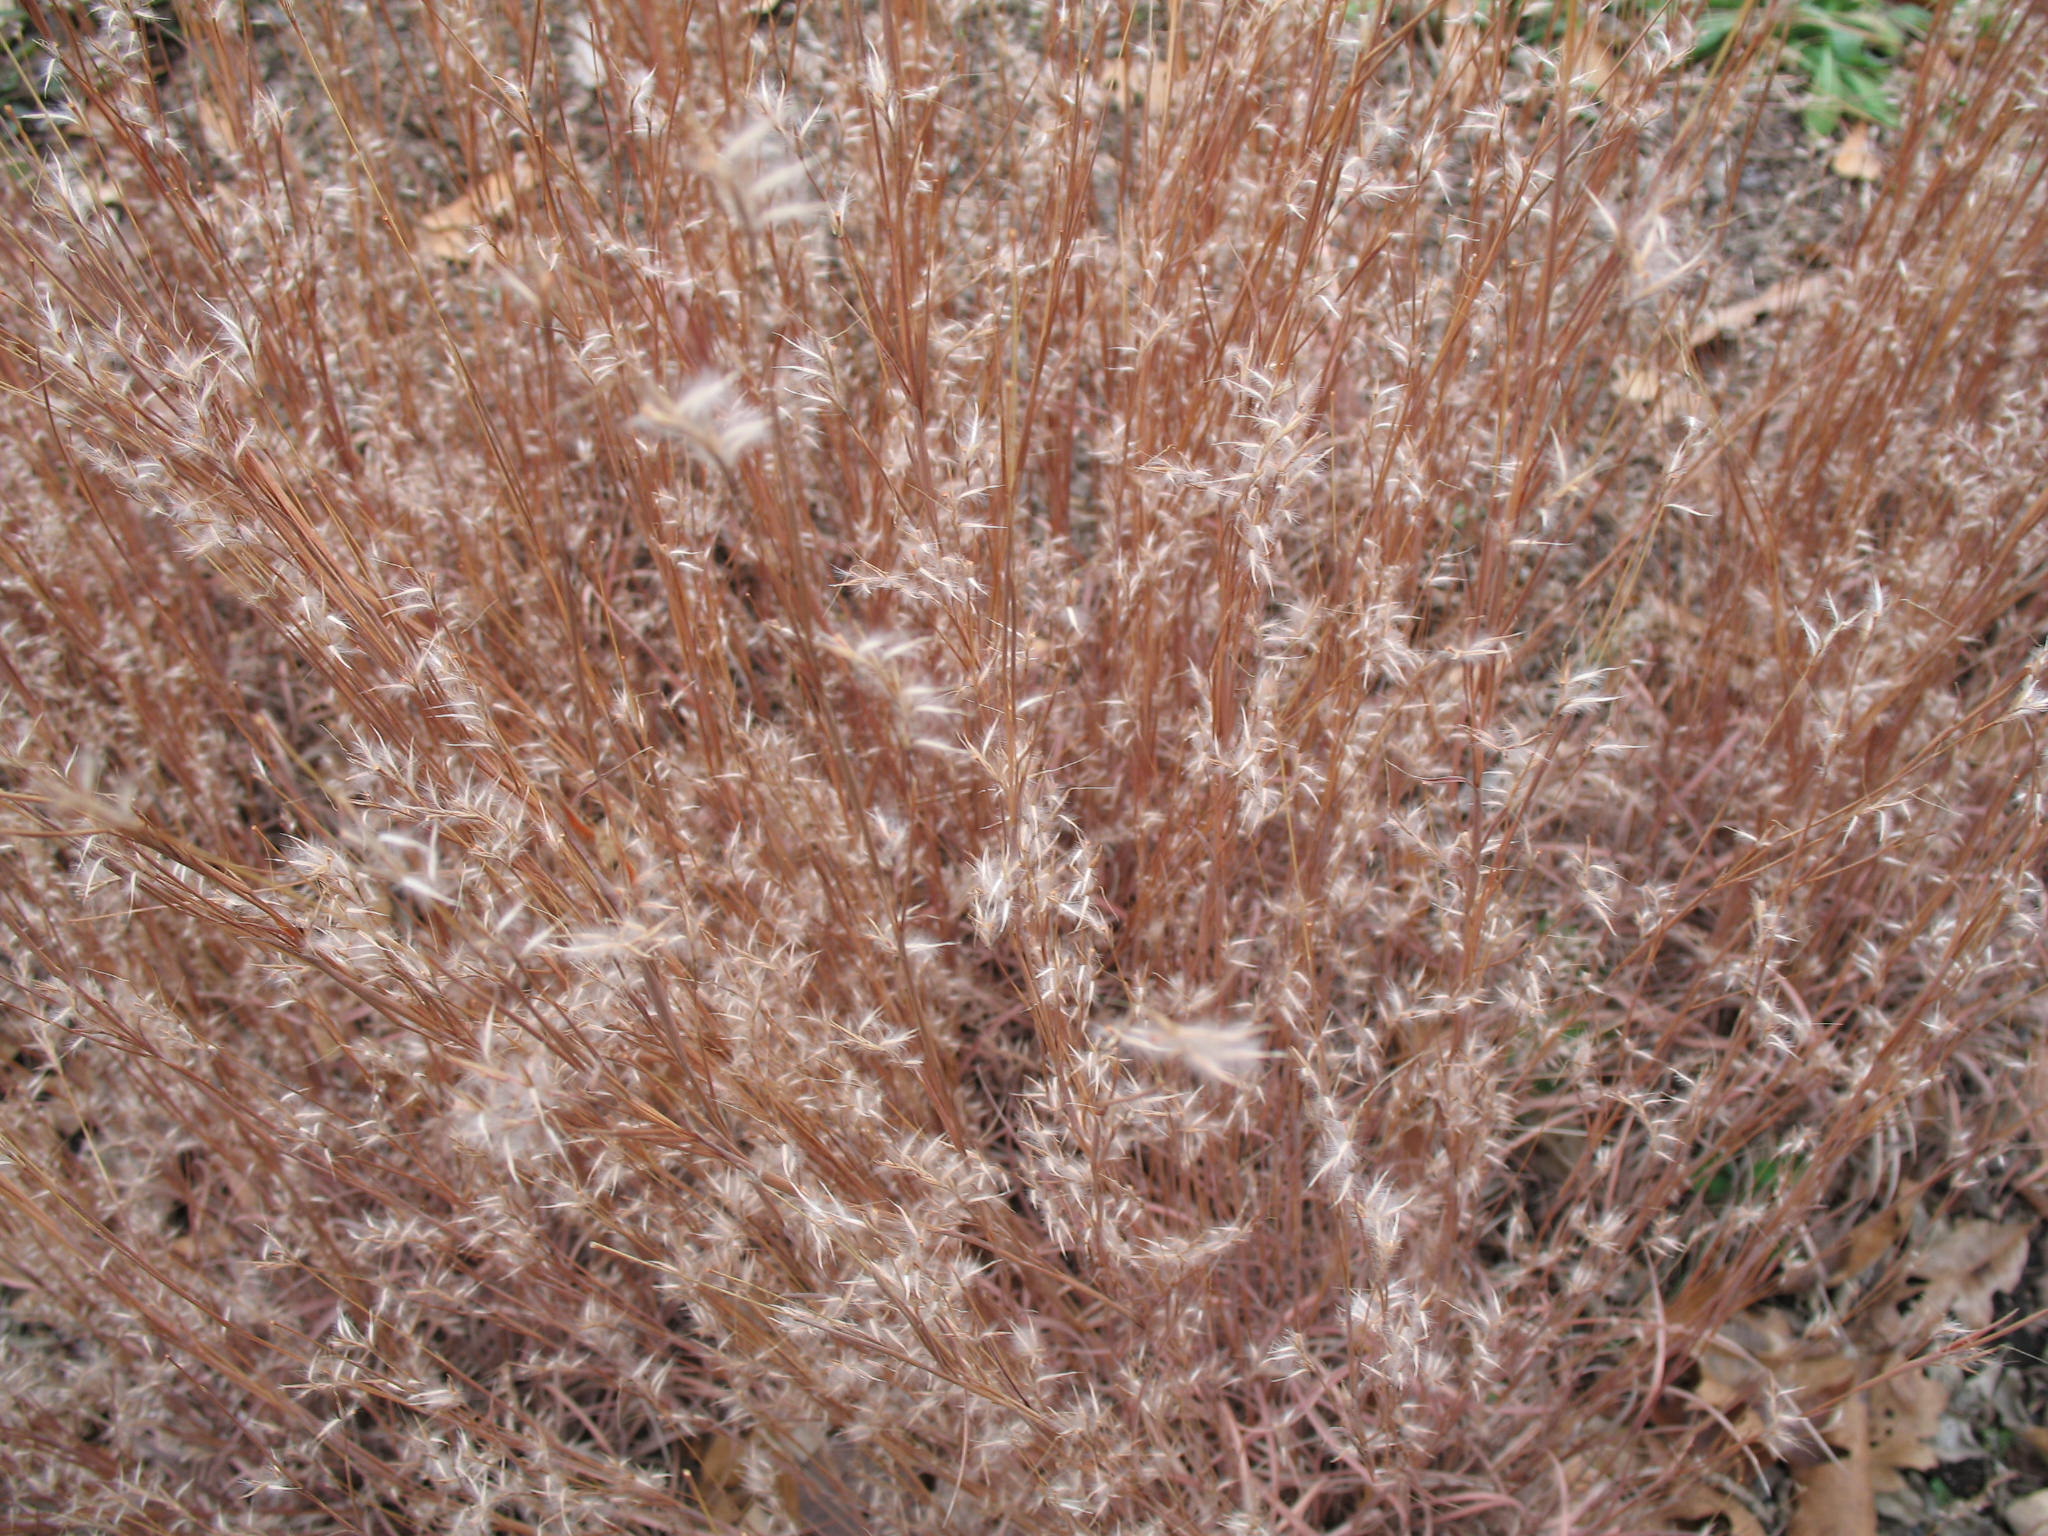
top-left (0, 1), bottom-right (2044, 1532)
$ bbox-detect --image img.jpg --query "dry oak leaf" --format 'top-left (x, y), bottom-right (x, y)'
top-left (1667, 1264), bottom-right (1777, 1340)
top-left (1687, 271), bottom-right (1838, 349)
top-left (1777, 1192), bottom-right (1923, 1296)
top-left (1832, 125), bottom-right (1883, 181)
top-left (1695, 1308), bottom-right (1802, 1409)
top-left (1698, 1309), bottom-right (1859, 1405)
top-left (195, 95), bottom-right (245, 163)
top-left (1906, 1219), bottom-right (2031, 1332)
top-left (1557, 26), bottom-right (1622, 95)
top-left (1832, 1194), bottom-right (1921, 1287)
top-left (1694, 1308), bottom-right (1858, 1464)
top-left (1613, 359), bottom-right (1663, 403)
top-left (1864, 1359), bottom-right (1947, 1493)
top-left (1667, 1484), bottom-right (1766, 1536)
top-left (1789, 1389), bottom-right (1877, 1536)
top-left (683, 1431), bottom-right (745, 1523)
top-left (416, 154), bottom-right (539, 261)
top-left (1099, 52), bottom-right (1187, 108)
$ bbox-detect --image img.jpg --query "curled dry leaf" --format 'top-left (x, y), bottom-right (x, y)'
top-left (1605, 359), bottom-right (1708, 428)
top-left (416, 154), bottom-right (539, 261)
top-left (1832, 125), bottom-right (1883, 182)
top-left (1099, 53), bottom-right (1186, 109)
top-left (195, 95), bottom-right (243, 163)
top-left (1830, 1193), bottom-right (1921, 1287)
top-left (1686, 1297), bottom-right (1966, 1536)
top-left (685, 1431), bottom-right (745, 1523)
top-left (1687, 271), bottom-right (1839, 349)
top-left (1779, 1193), bottom-right (1919, 1295)
top-left (1613, 360), bottom-right (1663, 403)
top-left (1558, 26), bottom-right (1621, 96)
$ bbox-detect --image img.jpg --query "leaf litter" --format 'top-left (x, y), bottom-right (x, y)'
top-left (1668, 1208), bottom-right (2041, 1536)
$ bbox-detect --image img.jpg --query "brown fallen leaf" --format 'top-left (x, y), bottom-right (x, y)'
top-left (417, 155), bottom-right (539, 261)
top-left (1789, 1389), bottom-right (1876, 1536)
top-left (2019, 1424), bottom-right (2048, 1461)
top-left (1832, 125), bottom-right (1882, 182)
top-left (1648, 381), bottom-right (1712, 431)
top-left (1695, 1307), bottom-right (1802, 1411)
top-left (1865, 1358), bottom-right (1946, 1493)
top-left (1613, 360), bottom-right (1663, 403)
top-left (1905, 1218), bottom-right (2031, 1334)
top-left (1687, 271), bottom-right (1838, 349)
top-left (1863, 1296), bottom-right (1918, 1354)
top-left (1099, 53), bottom-right (1185, 109)
top-left (196, 96), bottom-right (245, 163)
top-left (1668, 1484), bottom-right (1767, 1536)
top-left (1831, 1192), bottom-right (1922, 1287)
top-left (1559, 27), bottom-right (1621, 95)
top-left (685, 1431), bottom-right (745, 1522)
top-left (1694, 1308), bottom-right (1858, 1463)
top-left (1667, 1258), bottom-right (1802, 1344)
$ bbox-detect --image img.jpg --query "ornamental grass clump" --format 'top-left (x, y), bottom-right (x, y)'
top-left (1, 0), bottom-right (2045, 1531)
